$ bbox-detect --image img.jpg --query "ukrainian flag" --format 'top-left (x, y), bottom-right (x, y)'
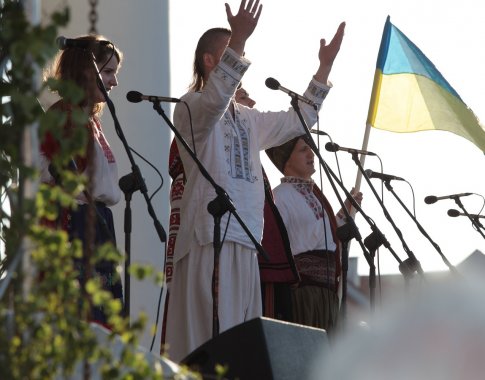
top-left (367, 16), bottom-right (485, 153)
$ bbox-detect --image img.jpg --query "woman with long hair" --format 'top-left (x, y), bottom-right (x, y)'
top-left (40, 35), bottom-right (123, 327)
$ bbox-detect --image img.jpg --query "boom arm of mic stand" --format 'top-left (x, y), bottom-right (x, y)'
top-left (475, 219), bottom-right (485, 232)
top-left (350, 154), bottom-right (424, 279)
top-left (89, 55), bottom-right (167, 319)
top-left (453, 198), bottom-right (485, 240)
top-left (92, 60), bottom-right (167, 244)
top-left (150, 101), bottom-right (269, 261)
top-left (383, 181), bottom-right (458, 274)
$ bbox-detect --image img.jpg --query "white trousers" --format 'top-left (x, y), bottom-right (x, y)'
top-left (164, 241), bottom-right (262, 363)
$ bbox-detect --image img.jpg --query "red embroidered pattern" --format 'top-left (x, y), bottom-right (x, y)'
top-left (93, 118), bottom-right (115, 163)
top-left (168, 140), bottom-right (184, 179)
top-left (293, 250), bottom-right (337, 289)
top-left (165, 175), bottom-right (185, 285)
top-left (170, 177), bottom-right (185, 202)
top-left (282, 177), bottom-right (323, 219)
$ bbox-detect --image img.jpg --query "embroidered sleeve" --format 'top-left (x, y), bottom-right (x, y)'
top-left (304, 78), bottom-right (332, 105)
top-left (212, 47), bottom-right (251, 89)
top-left (219, 47), bottom-right (251, 77)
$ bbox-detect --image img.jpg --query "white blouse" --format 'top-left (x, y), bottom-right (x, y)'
top-left (273, 177), bottom-right (337, 255)
top-left (172, 47), bottom-right (332, 264)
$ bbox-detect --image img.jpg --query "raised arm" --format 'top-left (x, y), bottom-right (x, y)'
top-left (225, 0), bottom-right (263, 56)
top-left (314, 21), bottom-right (346, 85)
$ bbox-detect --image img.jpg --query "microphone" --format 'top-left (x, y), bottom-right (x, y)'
top-left (56, 36), bottom-right (110, 50)
top-left (424, 193), bottom-right (473, 204)
top-left (126, 90), bottom-right (180, 104)
top-left (447, 209), bottom-right (485, 219)
top-left (265, 77), bottom-right (315, 107)
top-left (325, 142), bottom-right (376, 156)
top-left (365, 169), bottom-right (404, 182)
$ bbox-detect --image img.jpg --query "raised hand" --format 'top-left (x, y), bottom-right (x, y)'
top-left (338, 187), bottom-right (363, 218)
top-left (225, 0), bottom-right (263, 55)
top-left (315, 21), bottom-right (346, 84)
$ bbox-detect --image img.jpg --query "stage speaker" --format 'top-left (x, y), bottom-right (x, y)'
top-left (181, 317), bottom-right (328, 380)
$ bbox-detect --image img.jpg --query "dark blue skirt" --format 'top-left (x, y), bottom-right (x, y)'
top-left (67, 202), bottom-right (123, 325)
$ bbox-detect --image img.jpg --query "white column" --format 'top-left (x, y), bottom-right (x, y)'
top-left (21, 0), bottom-right (42, 298)
top-left (42, 0), bottom-right (171, 353)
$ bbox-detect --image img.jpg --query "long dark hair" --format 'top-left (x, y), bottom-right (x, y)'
top-left (47, 34), bottom-right (123, 116)
top-left (189, 27), bottom-right (231, 92)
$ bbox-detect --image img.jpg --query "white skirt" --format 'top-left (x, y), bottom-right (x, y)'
top-left (164, 241), bottom-right (262, 362)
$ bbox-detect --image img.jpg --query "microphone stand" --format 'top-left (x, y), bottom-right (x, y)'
top-left (118, 173), bottom-right (143, 317)
top-left (474, 219), bottom-right (485, 232)
top-left (384, 181), bottom-right (459, 274)
top-left (289, 97), bottom-right (379, 314)
top-left (91, 55), bottom-right (167, 320)
top-left (350, 154), bottom-right (425, 282)
top-left (475, 219), bottom-right (485, 233)
top-left (336, 218), bottom-right (361, 317)
top-left (150, 101), bottom-right (269, 338)
top-left (453, 198), bottom-right (485, 240)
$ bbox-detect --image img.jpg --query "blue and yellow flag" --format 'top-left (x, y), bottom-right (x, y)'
top-left (367, 16), bottom-right (485, 153)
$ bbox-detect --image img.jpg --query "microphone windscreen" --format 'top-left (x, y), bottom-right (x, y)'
top-left (265, 77), bottom-right (280, 90)
top-left (324, 142), bottom-right (339, 152)
top-left (126, 91), bottom-right (143, 103)
top-left (424, 195), bottom-right (438, 204)
top-left (447, 209), bottom-right (460, 217)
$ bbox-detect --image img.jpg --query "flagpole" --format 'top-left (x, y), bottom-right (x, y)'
top-left (352, 61), bottom-right (382, 211)
top-left (353, 14), bottom-right (388, 199)
top-left (352, 11), bottom-right (388, 200)
top-left (341, 19), bottom-right (389, 316)
top-left (353, 122), bottom-right (372, 194)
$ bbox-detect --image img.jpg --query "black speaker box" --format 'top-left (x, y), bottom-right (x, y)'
top-left (181, 317), bottom-right (328, 380)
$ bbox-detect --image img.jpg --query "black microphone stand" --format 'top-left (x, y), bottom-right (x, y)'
top-left (336, 217), bottom-right (362, 317)
top-left (383, 181), bottom-right (459, 274)
top-left (149, 101), bottom-right (268, 338)
top-left (289, 97), bottom-right (379, 315)
top-left (91, 55), bottom-right (167, 319)
top-left (350, 154), bottom-right (425, 282)
top-left (473, 218), bottom-right (485, 232)
top-left (118, 173), bottom-right (143, 317)
top-left (453, 198), bottom-right (485, 240)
